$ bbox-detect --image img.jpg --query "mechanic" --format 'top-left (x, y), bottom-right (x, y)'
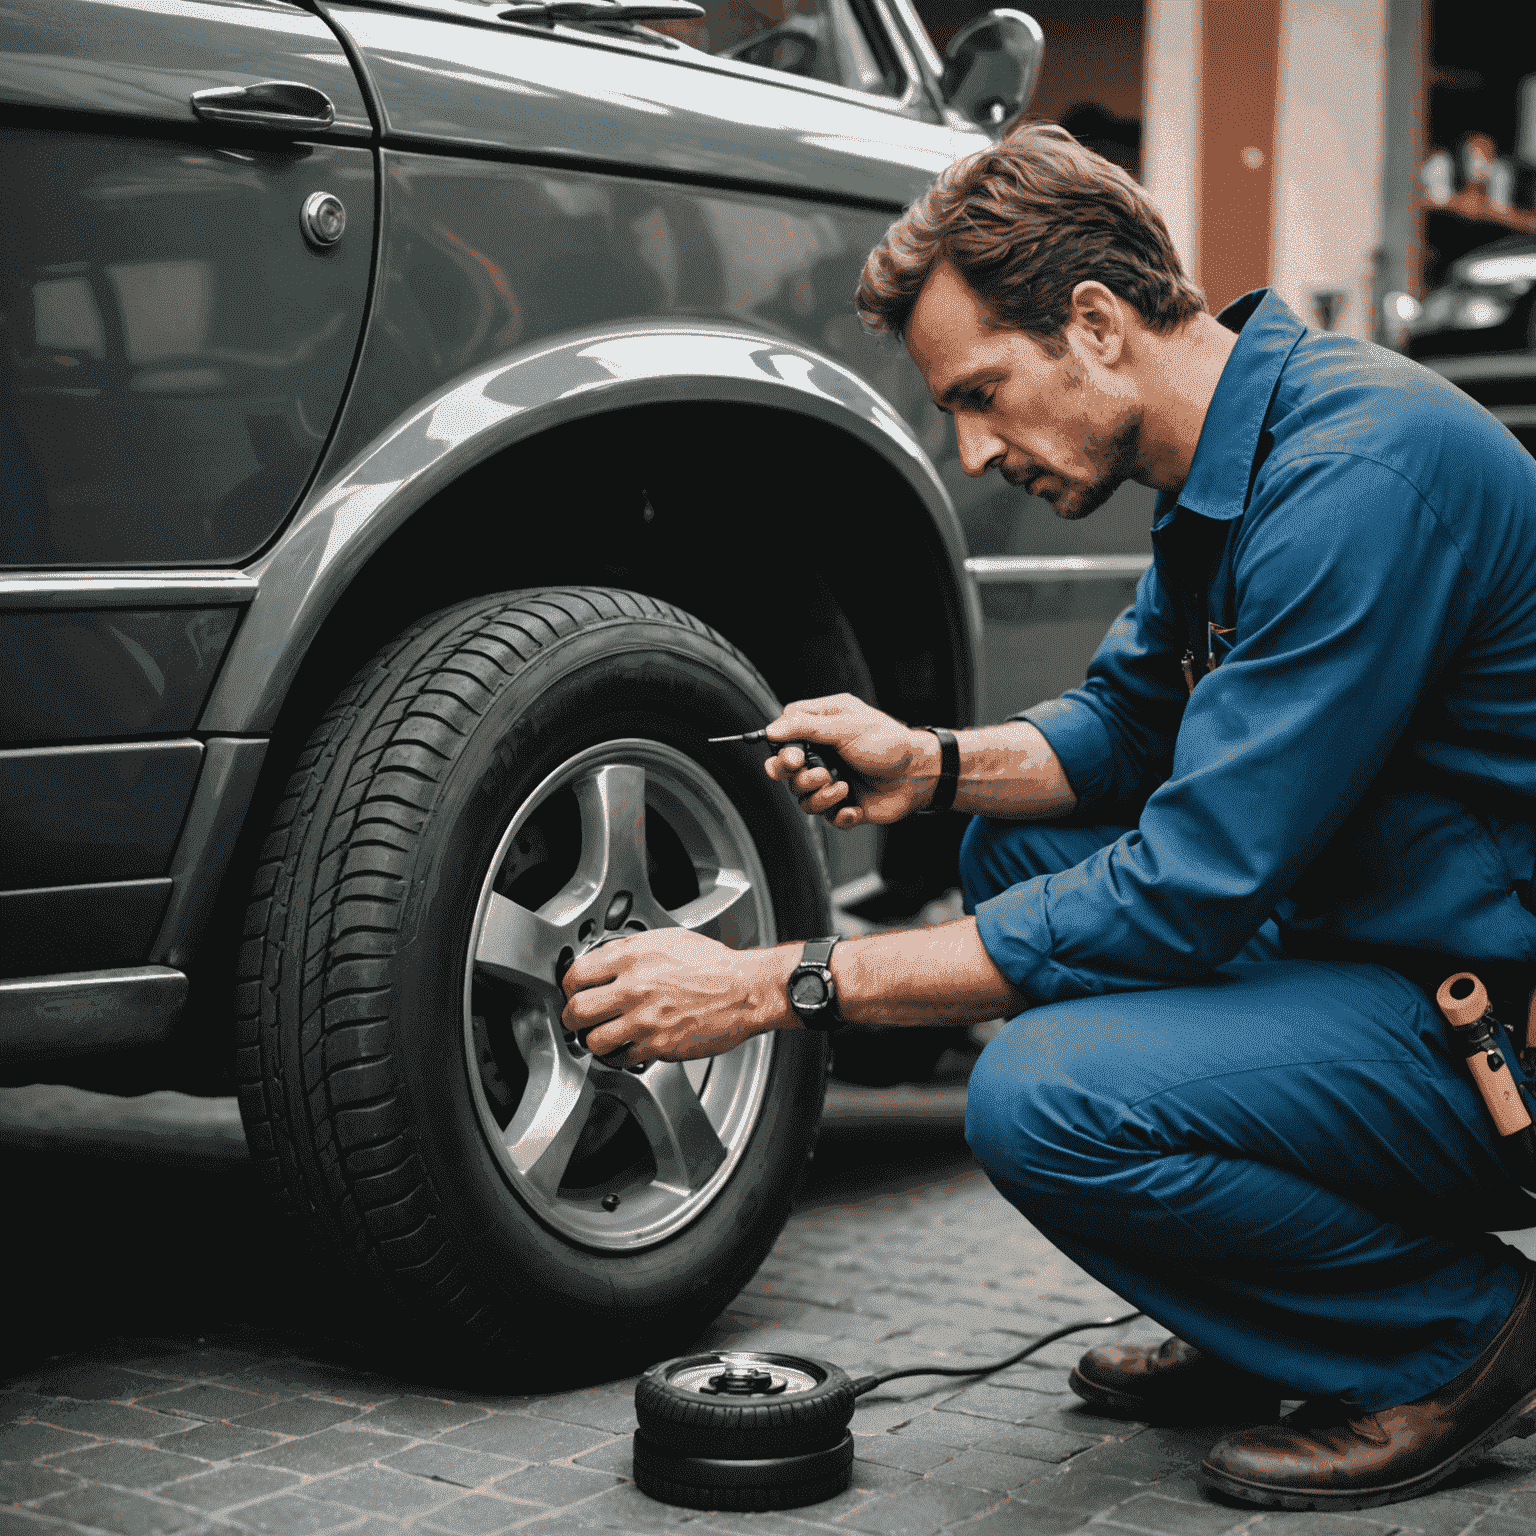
top-left (562, 122), bottom-right (1536, 1511)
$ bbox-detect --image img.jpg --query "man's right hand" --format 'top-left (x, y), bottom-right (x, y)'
top-left (762, 694), bottom-right (939, 829)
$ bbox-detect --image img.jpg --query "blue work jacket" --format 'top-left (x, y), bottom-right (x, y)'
top-left (976, 289), bottom-right (1536, 1004)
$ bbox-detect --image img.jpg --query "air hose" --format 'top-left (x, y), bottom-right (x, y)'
top-left (633, 1308), bottom-right (1146, 1511)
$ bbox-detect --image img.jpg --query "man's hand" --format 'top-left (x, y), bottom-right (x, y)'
top-left (763, 694), bottom-right (938, 828)
top-left (561, 928), bottom-right (794, 1066)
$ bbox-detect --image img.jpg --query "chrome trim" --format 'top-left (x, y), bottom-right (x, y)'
top-left (354, 0), bottom-right (929, 120)
top-left (190, 80), bottom-right (338, 133)
top-left (0, 966), bottom-right (187, 1063)
top-left (0, 572), bottom-right (259, 611)
top-left (965, 554), bottom-right (1152, 584)
top-left (1422, 355), bottom-right (1536, 382)
top-left (881, 0), bottom-right (944, 82)
top-left (1491, 405), bottom-right (1536, 427)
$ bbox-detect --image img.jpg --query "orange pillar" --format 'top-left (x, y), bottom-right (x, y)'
top-left (1198, 0), bottom-right (1283, 313)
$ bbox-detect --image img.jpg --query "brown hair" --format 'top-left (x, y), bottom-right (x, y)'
top-left (856, 122), bottom-right (1204, 353)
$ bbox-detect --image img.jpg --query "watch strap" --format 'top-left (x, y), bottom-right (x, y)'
top-left (790, 936), bottom-right (843, 1032)
top-left (918, 725), bottom-right (960, 814)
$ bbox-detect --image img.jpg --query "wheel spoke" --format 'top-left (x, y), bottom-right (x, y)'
top-left (502, 1041), bottom-right (595, 1202)
top-left (475, 892), bottom-right (566, 1001)
top-left (602, 1061), bottom-right (727, 1194)
top-left (671, 868), bottom-right (758, 947)
top-left (571, 764), bottom-right (653, 911)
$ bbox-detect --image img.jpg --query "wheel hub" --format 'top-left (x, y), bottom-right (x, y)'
top-left (463, 739), bottom-right (777, 1250)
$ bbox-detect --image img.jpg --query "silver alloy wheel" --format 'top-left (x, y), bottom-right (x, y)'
top-left (464, 739), bottom-right (777, 1250)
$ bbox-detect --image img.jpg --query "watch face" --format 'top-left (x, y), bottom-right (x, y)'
top-left (790, 970), bottom-right (829, 1010)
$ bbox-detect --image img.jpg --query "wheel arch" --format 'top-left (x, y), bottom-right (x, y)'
top-left (201, 321), bottom-right (983, 738)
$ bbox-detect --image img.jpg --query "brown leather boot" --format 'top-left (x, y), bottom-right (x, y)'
top-left (1198, 1267), bottom-right (1536, 1511)
top-left (1070, 1335), bottom-right (1281, 1423)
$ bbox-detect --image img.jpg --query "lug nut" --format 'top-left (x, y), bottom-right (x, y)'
top-left (601, 1192), bottom-right (621, 1211)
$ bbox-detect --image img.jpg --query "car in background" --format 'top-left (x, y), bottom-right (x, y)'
top-left (2, 0), bottom-right (1096, 1374)
top-left (1403, 234), bottom-right (1536, 459)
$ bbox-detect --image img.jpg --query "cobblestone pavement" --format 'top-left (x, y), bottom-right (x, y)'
top-left (5, 1073), bottom-right (1536, 1536)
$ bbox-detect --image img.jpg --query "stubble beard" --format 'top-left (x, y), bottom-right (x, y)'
top-left (1050, 411), bottom-right (1144, 521)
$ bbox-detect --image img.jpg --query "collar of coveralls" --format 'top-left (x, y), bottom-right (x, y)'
top-left (1151, 286), bottom-right (1308, 533)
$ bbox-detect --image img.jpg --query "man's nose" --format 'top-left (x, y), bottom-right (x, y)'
top-left (954, 414), bottom-right (1006, 479)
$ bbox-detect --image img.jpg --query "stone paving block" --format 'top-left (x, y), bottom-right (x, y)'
top-left (137, 1384), bottom-right (280, 1422)
top-left (568, 1438), bottom-right (633, 1478)
top-left (359, 1397), bottom-right (492, 1439)
top-left (983, 1366), bottom-right (1072, 1396)
top-left (31, 1485), bottom-right (204, 1536)
top-left (1019, 1404), bottom-right (1143, 1438)
top-left (245, 1426), bottom-right (411, 1476)
top-left (27, 1363), bottom-right (165, 1403)
top-left (1064, 1428), bottom-right (1208, 1485)
top-left (536, 1481), bottom-right (696, 1530)
top-left (158, 1422), bottom-right (286, 1462)
top-left (489, 1461), bottom-right (623, 1507)
top-left (1452, 1516), bottom-right (1533, 1536)
top-left (713, 1330), bottom-right (837, 1357)
top-left (1237, 1515), bottom-right (1400, 1536)
top-left (1010, 1465), bottom-right (1143, 1523)
top-left (888, 1412), bottom-right (998, 1449)
top-left (1376, 1492), bottom-right (1489, 1536)
top-left (442, 1415), bottom-right (610, 1464)
top-left (968, 1424), bottom-right (1103, 1465)
top-left (0, 1459), bottom-right (81, 1504)
top-left (49, 1440), bottom-right (209, 1490)
top-left (521, 1388), bottom-right (638, 1437)
top-left (834, 1475), bottom-right (998, 1533)
top-left (0, 1511), bottom-right (64, 1536)
top-left (942, 1496), bottom-right (1089, 1536)
top-left (1097, 1491), bottom-right (1249, 1536)
top-left (308, 1465), bottom-right (462, 1516)
top-left (849, 1437), bottom-right (956, 1475)
top-left (233, 1398), bottom-right (365, 1437)
top-left (692, 1512), bottom-right (849, 1536)
top-left (164, 1462), bottom-right (303, 1512)
top-left (923, 1448), bottom-right (1053, 1493)
top-left (34, 1400), bottom-right (202, 1441)
top-left (214, 1493), bottom-right (355, 1535)
top-left (420, 1492), bottom-right (541, 1535)
top-left (383, 1442), bottom-right (529, 1489)
top-left (130, 1346), bottom-right (268, 1381)
top-left (0, 1420), bottom-right (98, 1461)
top-left (0, 1392), bottom-right (54, 1425)
top-left (234, 1364), bottom-right (397, 1407)
top-left (932, 1385), bottom-right (1056, 1424)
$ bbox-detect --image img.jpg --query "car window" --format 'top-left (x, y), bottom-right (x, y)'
top-left (643, 0), bottom-right (904, 97)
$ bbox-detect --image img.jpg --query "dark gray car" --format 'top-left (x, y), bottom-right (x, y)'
top-left (1, 0), bottom-right (1143, 1370)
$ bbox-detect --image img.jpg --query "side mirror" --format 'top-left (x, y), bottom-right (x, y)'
top-left (942, 9), bottom-right (1044, 131)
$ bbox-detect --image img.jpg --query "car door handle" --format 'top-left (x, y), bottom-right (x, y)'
top-left (190, 81), bottom-right (336, 133)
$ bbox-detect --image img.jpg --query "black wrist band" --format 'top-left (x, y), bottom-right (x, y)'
top-left (919, 726), bottom-right (960, 814)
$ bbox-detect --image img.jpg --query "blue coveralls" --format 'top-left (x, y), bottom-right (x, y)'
top-left (961, 290), bottom-right (1536, 1411)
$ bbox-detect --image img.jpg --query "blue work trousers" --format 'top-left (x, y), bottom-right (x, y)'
top-left (960, 815), bottom-right (1536, 1410)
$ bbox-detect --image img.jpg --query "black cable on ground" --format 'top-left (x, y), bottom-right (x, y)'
top-left (849, 1309), bottom-right (1145, 1397)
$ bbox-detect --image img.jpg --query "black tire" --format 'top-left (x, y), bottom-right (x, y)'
top-left (636, 1351), bottom-right (856, 1458)
top-left (632, 1431), bottom-right (854, 1511)
top-left (831, 1024), bottom-right (960, 1086)
top-left (235, 588), bottom-right (831, 1376)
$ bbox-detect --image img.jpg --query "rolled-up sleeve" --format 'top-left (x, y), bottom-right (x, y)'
top-left (975, 453), bottom-right (1481, 1003)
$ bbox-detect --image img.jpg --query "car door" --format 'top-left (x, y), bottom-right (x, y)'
top-left (0, 0), bottom-right (377, 982)
top-left (0, 0), bottom-right (377, 567)
top-left (309, 0), bottom-right (980, 479)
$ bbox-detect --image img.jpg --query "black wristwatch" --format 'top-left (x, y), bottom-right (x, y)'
top-left (916, 725), bottom-right (960, 814)
top-left (788, 937), bottom-right (843, 1032)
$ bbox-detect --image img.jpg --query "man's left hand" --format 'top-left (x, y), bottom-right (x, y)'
top-left (560, 928), bottom-right (792, 1066)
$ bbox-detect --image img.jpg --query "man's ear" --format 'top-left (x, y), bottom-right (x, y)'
top-left (1068, 281), bottom-right (1126, 366)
